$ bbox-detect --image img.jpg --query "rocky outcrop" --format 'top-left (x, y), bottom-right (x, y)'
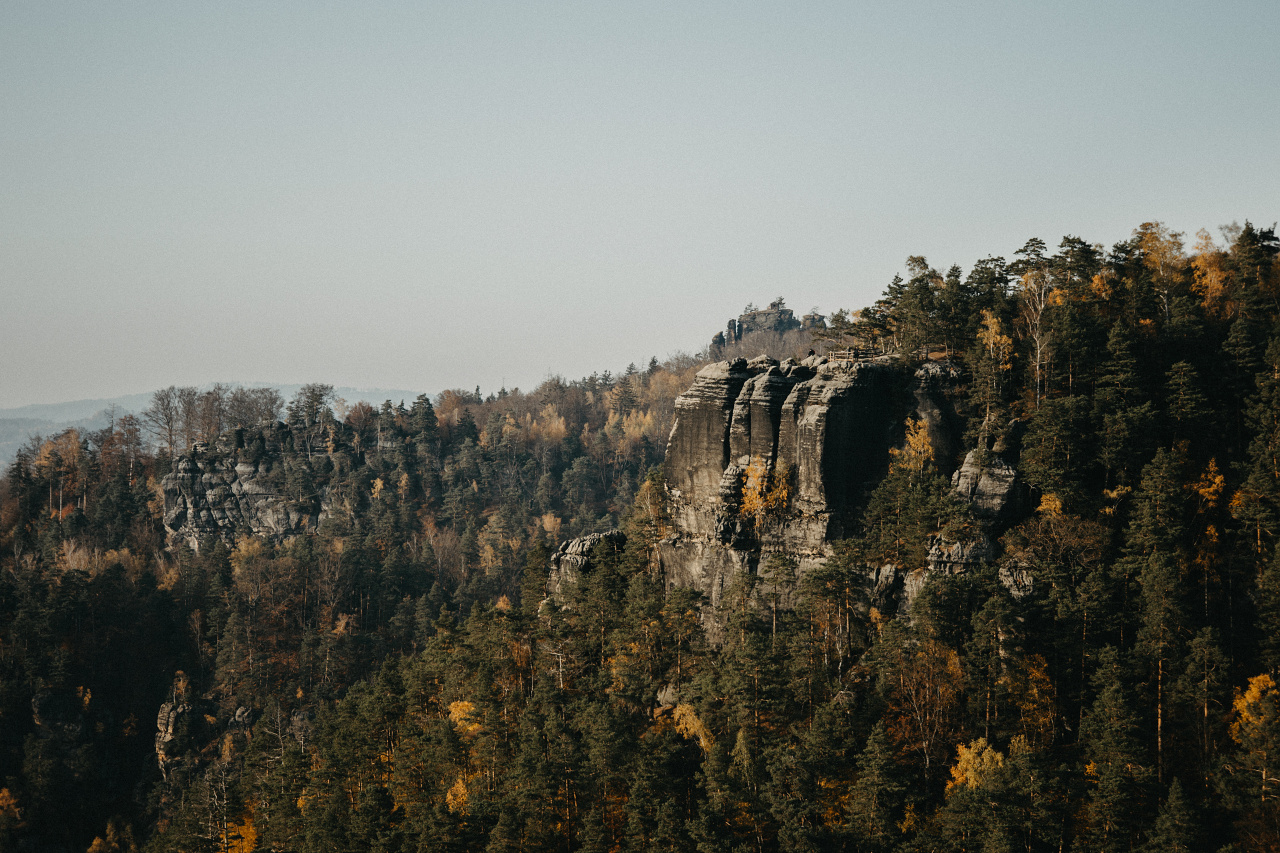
top-left (712, 298), bottom-right (822, 351)
top-left (663, 355), bottom-right (911, 525)
top-left (950, 420), bottom-right (1033, 528)
top-left (154, 699), bottom-right (260, 782)
top-left (546, 530), bottom-right (626, 604)
top-left (162, 423), bottom-right (325, 549)
top-left (154, 701), bottom-right (191, 780)
top-left (658, 354), bottom-right (972, 636)
top-left (154, 699), bottom-right (220, 782)
top-left (913, 360), bottom-right (966, 471)
top-left (926, 534), bottom-right (997, 574)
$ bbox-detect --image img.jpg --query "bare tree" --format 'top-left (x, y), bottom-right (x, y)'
top-left (227, 386), bottom-right (283, 427)
top-left (142, 386), bottom-right (181, 455)
top-left (175, 386), bottom-right (200, 450)
top-left (1019, 268), bottom-right (1053, 407)
top-left (194, 384), bottom-right (230, 442)
top-left (1013, 239), bottom-right (1053, 407)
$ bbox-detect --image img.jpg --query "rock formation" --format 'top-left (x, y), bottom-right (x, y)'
top-left (950, 420), bottom-right (1033, 528)
top-left (546, 530), bottom-right (626, 604)
top-left (161, 423), bottom-right (326, 549)
top-left (712, 298), bottom-right (824, 352)
top-left (656, 353), bottom-right (977, 635)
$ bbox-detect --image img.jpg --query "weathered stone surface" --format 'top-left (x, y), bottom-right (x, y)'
top-left (546, 530), bottom-right (626, 604)
top-left (951, 450), bottom-right (1031, 525)
top-left (162, 424), bottom-right (326, 549)
top-left (664, 357), bottom-right (909, 530)
top-left (664, 359), bottom-right (753, 507)
top-left (658, 355), bottom-right (967, 637)
top-left (913, 360), bottom-right (965, 476)
top-left (154, 699), bottom-right (213, 781)
top-left (926, 534), bottom-right (996, 575)
top-left (649, 353), bottom-right (1040, 635)
top-left (154, 701), bottom-right (190, 780)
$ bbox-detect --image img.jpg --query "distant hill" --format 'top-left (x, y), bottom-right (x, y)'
top-left (0, 384), bottom-right (425, 469)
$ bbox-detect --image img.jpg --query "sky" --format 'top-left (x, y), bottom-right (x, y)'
top-left (2, 1), bottom-right (1277, 410)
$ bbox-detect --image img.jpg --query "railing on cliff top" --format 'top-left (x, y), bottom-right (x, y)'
top-left (824, 346), bottom-right (879, 362)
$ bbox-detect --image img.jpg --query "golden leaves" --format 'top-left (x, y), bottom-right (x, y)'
top-left (977, 310), bottom-right (1013, 372)
top-left (1232, 674), bottom-right (1278, 747)
top-left (890, 418), bottom-right (934, 476)
top-left (1037, 494), bottom-right (1065, 516)
top-left (946, 738), bottom-right (1004, 795)
top-left (1191, 228), bottom-right (1230, 316)
top-left (0, 788), bottom-right (20, 820)
top-left (448, 700), bottom-right (482, 740)
top-left (673, 703), bottom-right (714, 754)
top-left (230, 535), bottom-right (265, 575)
top-left (739, 457), bottom-right (792, 520)
top-left (445, 775), bottom-right (470, 815)
top-left (1194, 458), bottom-right (1226, 508)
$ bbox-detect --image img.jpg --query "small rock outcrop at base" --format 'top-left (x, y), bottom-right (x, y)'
top-left (950, 420), bottom-right (1033, 528)
top-left (546, 530), bottom-right (626, 604)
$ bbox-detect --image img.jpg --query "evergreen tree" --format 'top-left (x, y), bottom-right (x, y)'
top-left (1095, 322), bottom-right (1156, 488)
top-left (1142, 779), bottom-right (1199, 853)
top-left (1078, 647), bottom-right (1153, 853)
top-left (1124, 449), bottom-right (1191, 780)
top-left (845, 723), bottom-right (904, 853)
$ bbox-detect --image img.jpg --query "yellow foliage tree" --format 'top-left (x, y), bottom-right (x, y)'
top-left (673, 703), bottom-right (715, 754)
top-left (890, 418), bottom-right (933, 477)
top-left (1191, 229), bottom-right (1230, 316)
top-left (977, 310), bottom-right (1013, 373)
top-left (739, 457), bottom-right (792, 520)
top-left (1135, 220), bottom-right (1186, 321)
top-left (946, 738), bottom-right (1004, 795)
top-left (1230, 674), bottom-right (1280, 813)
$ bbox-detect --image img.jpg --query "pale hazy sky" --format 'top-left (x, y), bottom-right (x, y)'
top-left (3, 1), bottom-right (1277, 409)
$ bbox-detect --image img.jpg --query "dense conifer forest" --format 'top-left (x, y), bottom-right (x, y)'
top-left (3, 219), bottom-right (1280, 852)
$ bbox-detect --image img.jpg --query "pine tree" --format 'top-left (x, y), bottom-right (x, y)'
top-left (1142, 779), bottom-right (1199, 852)
top-left (1078, 647), bottom-right (1153, 853)
top-left (1165, 361), bottom-right (1210, 446)
top-left (1171, 628), bottom-right (1228, 792)
top-left (1095, 323), bottom-right (1156, 488)
top-left (1123, 449), bottom-right (1191, 782)
top-left (846, 723), bottom-right (904, 853)
top-left (1235, 335), bottom-right (1280, 562)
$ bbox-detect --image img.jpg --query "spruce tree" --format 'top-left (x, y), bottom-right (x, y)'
top-left (846, 723), bottom-right (904, 853)
top-left (1078, 647), bottom-right (1153, 853)
top-left (1142, 779), bottom-right (1198, 852)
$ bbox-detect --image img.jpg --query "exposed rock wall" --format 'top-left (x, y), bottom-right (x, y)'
top-left (161, 423), bottom-right (325, 549)
top-left (950, 420), bottom-right (1033, 527)
top-left (663, 355), bottom-right (909, 529)
top-left (657, 354), bottom-right (973, 635)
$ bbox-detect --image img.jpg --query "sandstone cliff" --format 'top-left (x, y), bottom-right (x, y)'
top-left (656, 354), bottom-right (975, 634)
top-left (161, 423), bottom-right (329, 549)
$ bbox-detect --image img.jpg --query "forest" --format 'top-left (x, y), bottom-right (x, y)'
top-left (2, 219), bottom-right (1280, 852)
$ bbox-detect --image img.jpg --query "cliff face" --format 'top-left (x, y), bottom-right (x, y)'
top-left (657, 354), bottom-right (970, 632)
top-left (161, 423), bottom-right (327, 549)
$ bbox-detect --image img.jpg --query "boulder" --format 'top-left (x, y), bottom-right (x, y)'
top-left (546, 531), bottom-right (627, 604)
top-left (951, 450), bottom-right (1031, 526)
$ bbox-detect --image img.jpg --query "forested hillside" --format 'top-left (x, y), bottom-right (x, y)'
top-left (3, 219), bottom-right (1280, 852)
